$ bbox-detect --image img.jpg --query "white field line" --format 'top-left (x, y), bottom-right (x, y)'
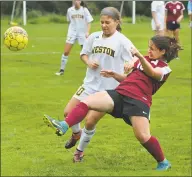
top-left (1, 49), bottom-right (147, 56)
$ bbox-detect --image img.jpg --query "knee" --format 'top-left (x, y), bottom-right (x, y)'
top-left (64, 51), bottom-right (70, 56)
top-left (135, 132), bottom-right (151, 144)
top-left (63, 109), bottom-right (69, 117)
top-left (85, 118), bottom-right (96, 130)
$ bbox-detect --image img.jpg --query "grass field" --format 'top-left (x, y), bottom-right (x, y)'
top-left (1, 17), bottom-right (191, 176)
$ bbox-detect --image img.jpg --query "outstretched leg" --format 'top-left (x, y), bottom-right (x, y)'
top-left (44, 91), bottom-right (114, 136)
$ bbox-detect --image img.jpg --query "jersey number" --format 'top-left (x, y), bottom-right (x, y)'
top-left (76, 86), bottom-right (85, 96)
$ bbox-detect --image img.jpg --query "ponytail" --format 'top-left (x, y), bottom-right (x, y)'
top-left (80, 1), bottom-right (87, 8)
top-left (116, 24), bottom-right (122, 32)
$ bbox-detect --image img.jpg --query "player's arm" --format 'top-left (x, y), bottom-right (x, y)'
top-left (86, 23), bottom-right (91, 38)
top-left (100, 70), bottom-right (127, 82)
top-left (176, 10), bottom-right (184, 24)
top-left (66, 9), bottom-right (70, 23)
top-left (80, 54), bottom-right (99, 70)
top-left (131, 47), bottom-right (164, 81)
top-left (84, 8), bottom-right (93, 38)
top-left (177, 3), bottom-right (185, 24)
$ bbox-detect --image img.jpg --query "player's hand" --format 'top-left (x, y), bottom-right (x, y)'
top-left (87, 60), bottom-right (99, 70)
top-left (176, 19), bottom-right (181, 24)
top-left (124, 61), bottom-right (134, 73)
top-left (156, 23), bottom-right (161, 31)
top-left (130, 47), bottom-right (142, 58)
top-left (85, 32), bottom-right (89, 38)
top-left (100, 70), bottom-right (115, 78)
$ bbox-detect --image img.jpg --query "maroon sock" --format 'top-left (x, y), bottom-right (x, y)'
top-left (65, 102), bottom-right (89, 127)
top-left (142, 136), bottom-right (165, 162)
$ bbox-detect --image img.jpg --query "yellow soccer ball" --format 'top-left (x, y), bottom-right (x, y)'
top-left (4, 26), bottom-right (28, 51)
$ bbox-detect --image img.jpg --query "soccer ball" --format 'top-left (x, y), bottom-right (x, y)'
top-left (4, 26), bottom-right (28, 51)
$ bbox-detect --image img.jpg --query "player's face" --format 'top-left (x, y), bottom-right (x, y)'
top-left (73, 0), bottom-right (81, 8)
top-left (100, 15), bottom-right (118, 37)
top-left (148, 40), bottom-right (165, 60)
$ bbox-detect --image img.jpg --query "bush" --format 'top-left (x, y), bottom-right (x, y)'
top-left (48, 14), bottom-right (66, 23)
top-left (27, 10), bottom-right (42, 19)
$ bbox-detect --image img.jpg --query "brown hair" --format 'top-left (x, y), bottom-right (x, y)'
top-left (151, 36), bottom-right (181, 63)
top-left (100, 7), bottom-right (122, 32)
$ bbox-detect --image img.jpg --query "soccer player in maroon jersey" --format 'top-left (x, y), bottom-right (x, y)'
top-left (44, 35), bottom-right (181, 170)
top-left (165, 1), bottom-right (185, 45)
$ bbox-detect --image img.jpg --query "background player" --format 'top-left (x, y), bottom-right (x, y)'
top-left (151, 1), bottom-right (165, 36)
top-left (44, 35), bottom-right (180, 170)
top-left (55, 0), bottom-right (93, 76)
top-left (188, 0), bottom-right (192, 28)
top-left (165, 1), bottom-right (185, 45)
top-left (45, 6), bottom-right (135, 161)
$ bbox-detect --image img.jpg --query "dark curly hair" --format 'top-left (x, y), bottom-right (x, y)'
top-left (151, 36), bottom-right (181, 63)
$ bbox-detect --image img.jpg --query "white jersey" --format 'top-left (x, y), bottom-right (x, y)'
top-left (67, 6), bottom-right (93, 37)
top-left (151, 1), bottom-right (165, 23)
top-left (80, 31), bottom-right (134, 92)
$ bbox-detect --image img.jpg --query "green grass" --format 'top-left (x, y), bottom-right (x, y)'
top-left (1, 17), bottom-right (191, 176)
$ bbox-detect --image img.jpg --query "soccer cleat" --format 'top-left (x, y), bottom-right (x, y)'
top-left (65, 130), bottom-right (82, 149)
top-left (43, 114), bottom-right (68, 136)
top-left (156, 159), bottom-right (171, 171)
top-left (55, 69), bottom-right (64, 76)
top-left (73, 149), bottom-right (84, 163)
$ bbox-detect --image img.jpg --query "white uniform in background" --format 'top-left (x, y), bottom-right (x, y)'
top-left (151, 1), bottom-right (165, 31)
top-left (66, 6), bottom-right (93, 45)
top-left (73, 30), bottom-right (134, 100)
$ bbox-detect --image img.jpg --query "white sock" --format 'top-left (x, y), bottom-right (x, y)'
top-left (77, 127), bottom-right (96, 152)
top-left (71, 123), bottom-right (81, 134)
top-left (60, 54), bottom-right (68, 70)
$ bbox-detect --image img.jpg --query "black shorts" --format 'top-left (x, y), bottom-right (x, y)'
top-left (106, 90), bottom-right (150, 126)
top-left (166, 21), bottom-right (180, 31)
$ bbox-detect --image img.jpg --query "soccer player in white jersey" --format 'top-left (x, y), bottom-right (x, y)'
top-left (55, 0), bottom-right (93, 76)
top-left (151, 1), bottom-right (165, 36)
top-left (44, 7), bottom-right (135, 161)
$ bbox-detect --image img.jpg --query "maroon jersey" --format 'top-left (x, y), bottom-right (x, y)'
top-left (115, 56), bottom-right (172, 107)
top-left (165, 1), bottom-right (185, 22)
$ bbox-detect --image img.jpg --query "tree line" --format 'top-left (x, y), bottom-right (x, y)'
top-left (1, 1), bottom-right (188, 17)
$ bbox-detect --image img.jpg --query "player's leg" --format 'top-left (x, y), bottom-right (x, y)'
top-left (74, 111), bottom-right (105, 162)
top-left (56, 36), bottom-right (75, 76)
top-left (77, 35), bottom-right (86, 47)
top-left (73, 90), bottom-right (123, 162)
top-left (173, 29), bottom-right (180, 44)
top-left (63, 97), bottom-right (82, 149)
top-left (44, 91), bottom-right (114, 136)
top-left (64, 85), bottom-right (89, 149)
top-left (130, 116), bottom-right (171, 170)
top-left (165, 22), bottom-right (174, 38)
top-left (165, 29), bottom-right (173, 38)
top-left (65, 91), bottom-right (114, 127)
